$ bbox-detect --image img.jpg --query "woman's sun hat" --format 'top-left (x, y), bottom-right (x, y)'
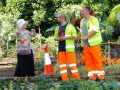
top-left (17, 19), bottom-right (28, 28)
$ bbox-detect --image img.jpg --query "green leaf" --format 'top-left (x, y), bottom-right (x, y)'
top-left (46, 26), bottom-right (58, 32)
top-left (105, 26), bottom-right (114, 36)
top-left (116, 11), bottom-right (120, 23)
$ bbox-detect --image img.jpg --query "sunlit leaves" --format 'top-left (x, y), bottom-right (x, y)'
top-left (105, 26), bottom-right (114, 36)
top-left (32, 9), bottom-right (46, 26)
top-left (55, 5), bottom-right (81, 21)
top-left (116, 11), bottom-right (120, 23)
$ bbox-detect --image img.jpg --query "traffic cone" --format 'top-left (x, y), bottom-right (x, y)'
top-left (43, 44), bottom-right (54, 76)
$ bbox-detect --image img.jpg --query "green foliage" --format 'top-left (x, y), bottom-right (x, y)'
top-left (107, 4), bottom-right (120, 27)
top-left (105, 64), bottom-right (120, 76)
top-left (35, 60), bottom-right (44, 75)
top-left (3, 0), bottom-right (118, 37)
top-left (32, 9), bottom-right (46, 26)
top-left (46, 26), bottom-right (58, 32)
top-left (116, 11), bottom-right (120, 23)
top-left (0, 78), bottom-right (120, 90)
top-left (45, 36), bottom-right (58, 57)
top-left (105, 26), bottom-right (114, 36)
top-left (55, 5), bottom-right (81, 20)
top-left (0, 13), bottom-right (16, 57)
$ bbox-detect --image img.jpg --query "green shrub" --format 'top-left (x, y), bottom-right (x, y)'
top-left (0, 78), bottom-right (120, 90)
top-left (105, 64), bottom-right (120, 76)
top-left (107, 4), bottom-right (120, 27)
top-left (34, 60), bottom-right (44, 75)
top-left (45, 36), bottom-right (58, 57)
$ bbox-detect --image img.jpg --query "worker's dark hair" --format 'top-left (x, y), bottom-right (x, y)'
top-left (83, 6), bottom-right (92, 14)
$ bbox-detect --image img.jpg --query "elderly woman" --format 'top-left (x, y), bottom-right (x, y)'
top-left (14, 19), bottom-right (36, 81)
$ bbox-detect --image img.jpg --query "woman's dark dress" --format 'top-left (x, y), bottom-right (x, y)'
top-left (14, 50), bottom-right (35, 77)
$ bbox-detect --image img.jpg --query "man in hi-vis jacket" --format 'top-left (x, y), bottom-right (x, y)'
top-left (54, 14), bottom-right (80, 81)
top-left (76, 6), bottom-right (105, 83)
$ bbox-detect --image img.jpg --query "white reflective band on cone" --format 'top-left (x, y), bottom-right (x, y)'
top-left (60, 70), bottom-right (67, 74)
top-left (44, 53), bottom-right (52, 65)
top-left (71, 69), bottom-right (78, 73)
top-left (60, 64), bottom-right (66, 68)
top-left (66, 46), bottom-right (75, 48)
top-left (69, 63), bottom-right (76, 67)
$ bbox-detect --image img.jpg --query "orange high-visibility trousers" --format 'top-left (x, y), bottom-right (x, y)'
top-left (58, 52), bottom-right (80, 81)
top-left (83, 45), bottom-right (105, 80)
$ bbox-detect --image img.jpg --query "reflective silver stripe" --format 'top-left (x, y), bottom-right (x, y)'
top-left (88, 74), bottom-right (94, 76)
top-left (97, 73), bottom-right (105, 76)
top-left (71, 69), bottom-right (78, 73)
top-left (88, 26), bottom-right (99, 32)
top-left (65, 35), bottom-right (71, 37)
top-left (92, 26), bottom-right (99, 30)
top-left (69, 63), bottom-right (76, 67)
top-left (60, 64), bottom-right (66, 68)
top-left (60, 70), bottom-right (67, 74)
top-left (69, 24), bottom-right (72, 33)
top-left (66, 45), bottom-right (75, 48)
top-left (88, 71), bottom-right (105, 76)
top-left (89, 36), bottom-right (101, 43)
top-left (56, 47), bottom-right (58, 51)
top-left (88, 28), bottom-right (93, 32)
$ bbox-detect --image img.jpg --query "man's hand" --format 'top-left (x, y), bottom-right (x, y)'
top-left (81, 30), bottom-right (97, 41)
top-left (59, 36), bottom-right (66, 41)
top-left (81, 36), bottom-right (88, 41)
top-left (55, 37), bottom-right (61, 41)
top-left (55, 36), bottom-right (75, 41)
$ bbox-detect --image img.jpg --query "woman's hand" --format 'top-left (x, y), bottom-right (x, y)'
top-left (30, 29), bottom-right (36, 36)
top-left (31, 29), bottom-right (36, 33)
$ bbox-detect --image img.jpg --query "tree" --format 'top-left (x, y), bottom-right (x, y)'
top-left (1, 0), bottom-right (120, 37)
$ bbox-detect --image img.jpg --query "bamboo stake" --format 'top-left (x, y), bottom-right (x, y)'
top-left (0, 32), bottom-right (2, 60)
top-left (108, 40), bottom-right (111, 65)
top-left (39, 26), bottom-right (42, 60)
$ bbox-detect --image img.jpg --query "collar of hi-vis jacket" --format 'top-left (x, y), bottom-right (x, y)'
top-left (80, 16), bottom-right (93, 32)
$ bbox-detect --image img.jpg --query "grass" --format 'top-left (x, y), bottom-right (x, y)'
top-left (53, 63), bottom-right (120, 81)
top-left (105, 64), bottom-right (120, 75)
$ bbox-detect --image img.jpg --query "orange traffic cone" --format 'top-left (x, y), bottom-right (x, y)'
top-left (43, 44), bottom-right (54, 76)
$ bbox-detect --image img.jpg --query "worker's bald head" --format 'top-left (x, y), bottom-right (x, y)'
top-left (57, 14), bottom-right (67, 23)
top-left (57, 14), bottom-right (67, 21)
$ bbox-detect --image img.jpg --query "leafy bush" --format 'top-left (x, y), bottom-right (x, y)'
top-left (34, 60), bottom-right (44, 75)
top-left (106, 4), bottom-right (120, 41)
top-left (45, 36), bottom-right (58, 57)
top-left (0, 78), bottom-right (120, 90)
top-left (105, 64), bottom-right (120, 76)
top-left (107, 4), bottom-right (120, 27)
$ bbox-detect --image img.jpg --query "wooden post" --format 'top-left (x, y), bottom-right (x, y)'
top-left (39, 26), bottom-right (42, 60)
top-left (6, 36), bottom-right (9, 57)
top-left (108, 40), bottom-right (111, 65)
top-left (0, 32), bottom-right (2, 60)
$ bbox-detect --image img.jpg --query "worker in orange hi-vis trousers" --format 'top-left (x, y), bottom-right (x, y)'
top-left (54, 14), bottom-right (80, 81)
top-left (76, 6), bottom-right (105, 83)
